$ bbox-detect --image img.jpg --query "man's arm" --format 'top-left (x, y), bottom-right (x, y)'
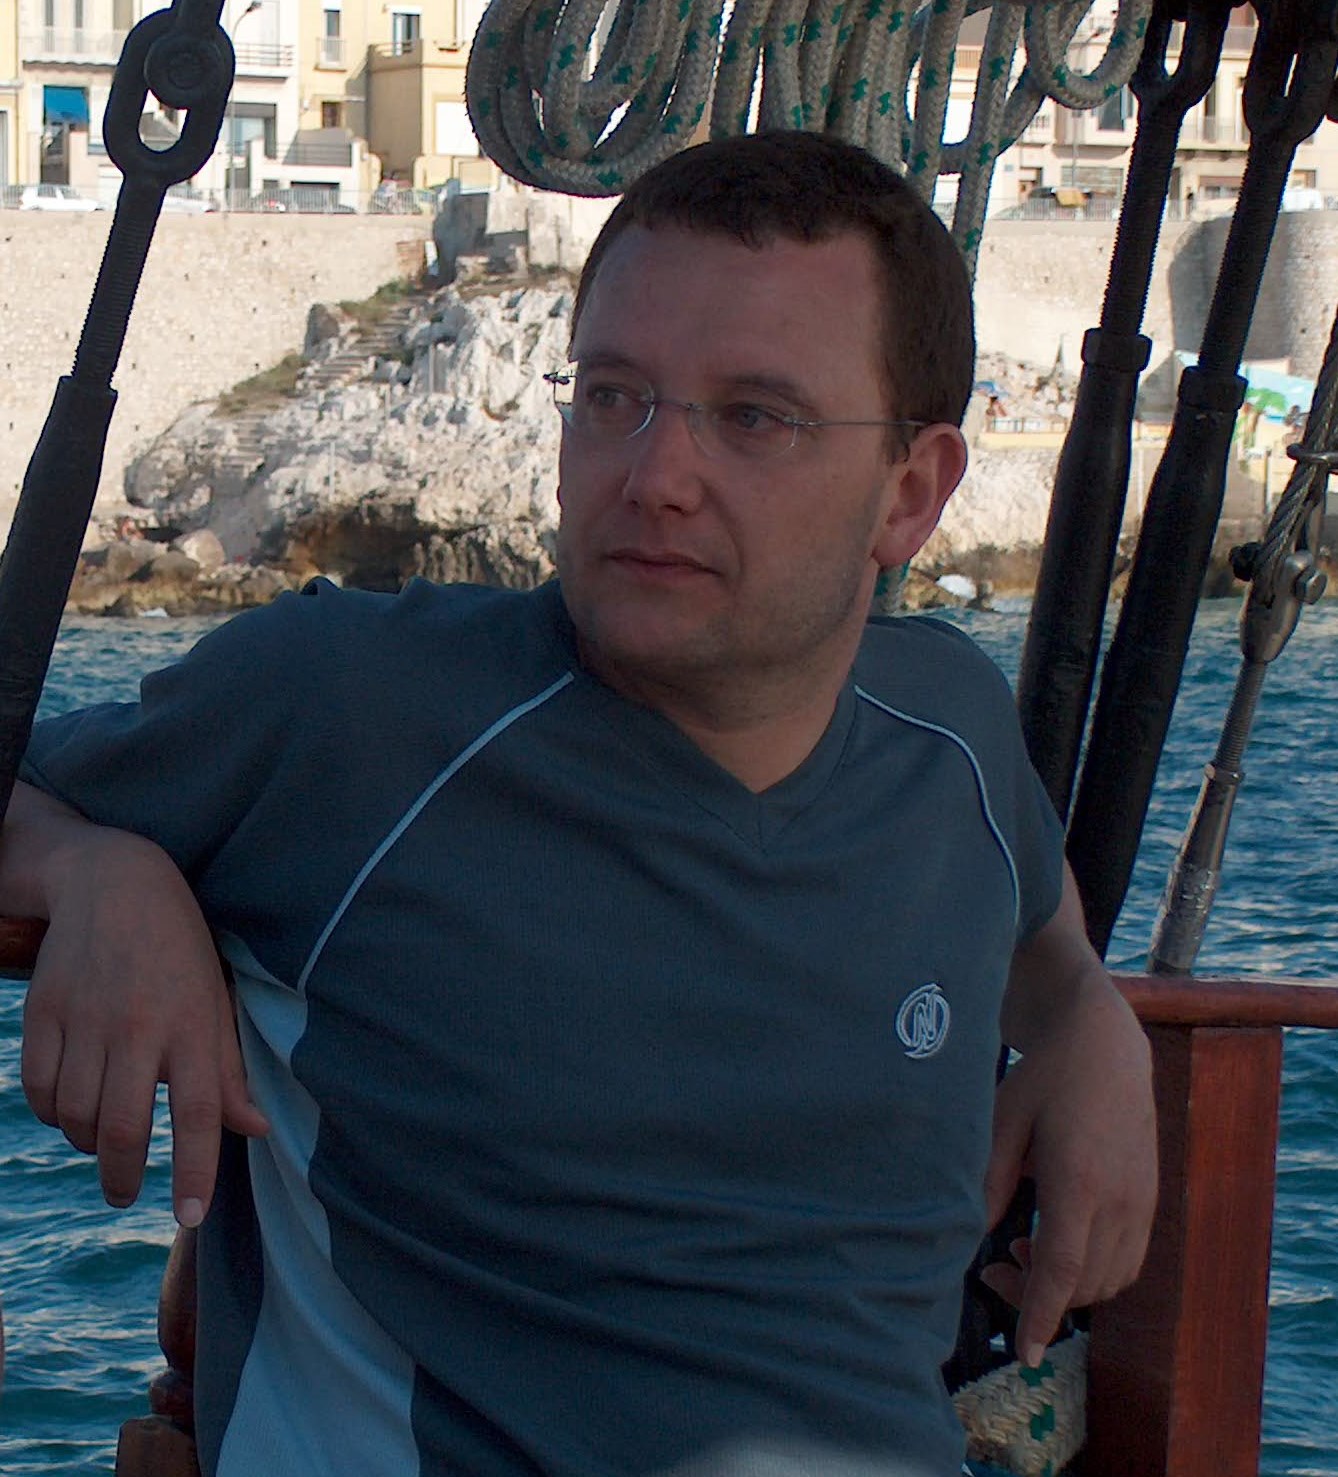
top-left (981, 862), bottom-right (1157, 1366)
top-left (1, 780), bottom-right (267, 1225)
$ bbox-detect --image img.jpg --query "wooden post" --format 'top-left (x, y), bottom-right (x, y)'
top-left (115, 1226), bottom-right (200, 1477)
top-left (1086, 1022), bottom-right (1282, 1477)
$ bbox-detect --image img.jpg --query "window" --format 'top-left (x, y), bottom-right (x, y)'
top-left (391, 11), bottom-right (420, 54)
top-left (73, 0), bottom-right (85, 29)
top-left (229, 101), bottom-right (277, 159)
top-left (320, 8), bottom-right (343, 66)
top-left (1202, 84), bottom-right (1219, 143)
top-left (321, 100), bottom-right (342, 128)
top-left (1096, 87), bottom-right (1131, 132)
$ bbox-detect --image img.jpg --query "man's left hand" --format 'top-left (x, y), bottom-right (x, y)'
top-left (981, 864), bottom-right (1157, 1367)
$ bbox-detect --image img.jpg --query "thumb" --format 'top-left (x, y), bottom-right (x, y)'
top-left (217, 991), bottom-right (269, 1139)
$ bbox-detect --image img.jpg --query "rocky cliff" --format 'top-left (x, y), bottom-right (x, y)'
top-left (94, 277), bottom-right (1076, 614)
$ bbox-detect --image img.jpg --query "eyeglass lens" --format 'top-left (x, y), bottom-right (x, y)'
top-left (549, 363), bottom-right (800, 461)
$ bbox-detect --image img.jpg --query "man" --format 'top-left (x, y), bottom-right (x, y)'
top-left (2, 132), bottom-right (1154, 1476)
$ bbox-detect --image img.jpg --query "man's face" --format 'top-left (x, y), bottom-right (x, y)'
top-left (556, 225), bottom-right (919, 707)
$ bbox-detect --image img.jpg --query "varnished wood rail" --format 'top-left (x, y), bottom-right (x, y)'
top-left (1086, 974), bottom-right (1338, 1477)
top-left (4, 917), bottom-right (1337, 1476)
top-left (0, 917), bottom-right (45, 973)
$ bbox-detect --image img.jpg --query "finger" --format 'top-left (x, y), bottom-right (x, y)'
top-left (1090, 1224), bottom-right (1149, 1305)
top-left (1008, 1236), bottom-right (1033, 1272)
top-left (164, 1030), bottom-right (227, 1229)
top-left (94, 1046), bottom-right (162, 1209)
top-left (51, 1033), bottom-right (109, 1156)
top-left (216, 990), bottom-right (269, 1140)
top-left (19, 1004), bottom-right (63, 1127)
top-left (1015, 1212), bottom-right (1092, 1365)
top-left (978, 1261), bottom-right (1025, 1309)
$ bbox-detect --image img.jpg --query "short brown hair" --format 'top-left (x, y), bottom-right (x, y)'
top-left (571, 131), bottom-right (976, 428)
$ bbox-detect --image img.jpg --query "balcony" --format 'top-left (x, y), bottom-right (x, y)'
top-left (234, 40), bottom-right (295, 73)
top-left (1020, 107), bottom-right (1055, 143)
top-left (1181, 115), bottom-right (1248, 148)
top-left (371, 38), bottom-right (424, 61)
top-left (22, 27), bottom-right (127, 64)
top-left (285, 129), bottom-right (354, 167)
top-left (316, 35), bottom-right (345, 69)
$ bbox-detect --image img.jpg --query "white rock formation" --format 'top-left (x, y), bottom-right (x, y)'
top-left (126, 284), bottom-right (572, 588)
top-left (124, 281), bottom-right (1071, 593)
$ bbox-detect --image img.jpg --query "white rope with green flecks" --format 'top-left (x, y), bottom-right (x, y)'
top-left (465, 0), bottom-right (1152, 273)
top-left (953, 1332), bottom-right (1088, 1477)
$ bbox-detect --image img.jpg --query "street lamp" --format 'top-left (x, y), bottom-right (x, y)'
top-left (224, 0), bottom-right (262, 208)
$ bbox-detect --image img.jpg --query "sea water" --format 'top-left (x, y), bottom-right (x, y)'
top-left (1, 601), bottom-right (1335, 1474)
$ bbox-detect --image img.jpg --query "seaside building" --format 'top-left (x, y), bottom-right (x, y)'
top-left (2, 0), bottom-right (1335, 213)
top-left (191, 0), bottom-right (304, 206)
top-left (0, 0), bottom-right (18, 187)
top-left (10, 0), bottom-right (145, 198)
top-left (966, 3), bottom-right (1338, 216)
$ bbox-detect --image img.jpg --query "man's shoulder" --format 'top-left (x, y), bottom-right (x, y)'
top-left (854, 613), bottom-right (1015, 717)
top-left (231, 577), bottom-right (568, 677)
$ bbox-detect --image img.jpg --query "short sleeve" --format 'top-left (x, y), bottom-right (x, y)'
top-left (20, 587), bottom-right (324, 882)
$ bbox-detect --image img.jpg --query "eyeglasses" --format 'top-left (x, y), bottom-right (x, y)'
top-left (544, 362), bottom-right (927, 463)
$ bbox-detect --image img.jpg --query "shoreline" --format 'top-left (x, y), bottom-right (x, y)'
top-left (64, 532), bottom-right (1314, 619)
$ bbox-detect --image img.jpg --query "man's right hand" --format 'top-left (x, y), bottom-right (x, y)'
top-left (4, 782), bottom-right (268, 1226)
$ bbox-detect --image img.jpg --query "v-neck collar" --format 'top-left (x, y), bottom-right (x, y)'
top-left (549, 586), bottom-right (856, 849)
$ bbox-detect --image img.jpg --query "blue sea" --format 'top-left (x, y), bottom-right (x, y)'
top-left (1, 600), bottom-right (1336, 1474)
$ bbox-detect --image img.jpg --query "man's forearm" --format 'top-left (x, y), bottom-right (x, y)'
top-left (0, 779), bottom-right (161, 919)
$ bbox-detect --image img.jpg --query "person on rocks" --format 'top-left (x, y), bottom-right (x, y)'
top-left (1, 132), bottom-right (1155, 1477)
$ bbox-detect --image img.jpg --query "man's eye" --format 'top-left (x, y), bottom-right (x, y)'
top-left (717, 403), bottom-right (791, 436)
top-left (581, 381), bottom-right (642, 412)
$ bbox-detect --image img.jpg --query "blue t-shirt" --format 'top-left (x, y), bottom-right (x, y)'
top-left (22, 579), bottom-right (1063, 1477)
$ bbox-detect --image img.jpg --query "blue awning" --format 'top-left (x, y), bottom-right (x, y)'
top-left (44, 86), bottom-right (90, 126)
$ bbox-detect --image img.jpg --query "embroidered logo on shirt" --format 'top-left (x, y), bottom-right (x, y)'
top-left (895, 982), bottom-right (951, 1060)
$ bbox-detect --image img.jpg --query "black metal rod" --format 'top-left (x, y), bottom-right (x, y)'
top-left (0, 0), bottom-right (232, 823)
top-left (1066, 10), bottom-right (1338, 956)
top-left (1014, 0), bottom-right (1229, 821)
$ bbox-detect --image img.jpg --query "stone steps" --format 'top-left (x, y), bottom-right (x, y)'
top-left (213, 299), bottom-right (423, 480)
top-left (300, 301), bottom-right (421, 396)
top-left (214, 407), bottom-right (273, 480)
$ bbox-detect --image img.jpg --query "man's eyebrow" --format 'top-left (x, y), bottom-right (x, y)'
top-left (721, 372), bottom-right (823, 416)
top-left (569, 348), bottom-right (641, 372)
top-left (568, 354), bottom-right (824, 415)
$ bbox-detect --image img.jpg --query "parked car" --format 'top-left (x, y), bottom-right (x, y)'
top-left (993, 185), bottom-right (1118, 221)
top-left (162, 186), bottom-right (217, 214)
top-left (245, 186), bottom-right (353, 214)
top-left (19, 183), bottom-right (103, 212)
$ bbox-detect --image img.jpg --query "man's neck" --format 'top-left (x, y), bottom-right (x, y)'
top-left (577, 641), bottom-right (851, 794)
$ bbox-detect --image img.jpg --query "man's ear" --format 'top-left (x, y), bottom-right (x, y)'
top-left (871, 423), bottom-right (968, 570)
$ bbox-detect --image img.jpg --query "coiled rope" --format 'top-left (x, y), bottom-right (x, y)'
top-left (953, 1333), bottom-right (1088, 1477)
top-left (466, 0), bottom-right (1153, 271)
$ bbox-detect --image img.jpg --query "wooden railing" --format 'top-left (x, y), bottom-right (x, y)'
top-left (3, 919), bottom-right (1336, 1477)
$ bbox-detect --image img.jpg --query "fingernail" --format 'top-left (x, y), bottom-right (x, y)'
top-left (1021, 1342), bottom-right (1045, 1369)
top-left (177, 1197), bottom-right (204, 1228)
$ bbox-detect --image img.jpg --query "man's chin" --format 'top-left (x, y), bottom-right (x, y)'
top-left (576, 615), bottom-right (727, 694)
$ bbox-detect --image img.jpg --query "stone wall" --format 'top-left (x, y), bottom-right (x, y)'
top-left (977, 213), bottom-right (1338, 405)
top-left (0, 212), bottom-right (433, 538)
top-left (4, 203), bottom-right (1334, 547)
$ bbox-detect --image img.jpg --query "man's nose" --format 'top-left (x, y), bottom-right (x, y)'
top-left (620, 400), bottom-right (708, 511)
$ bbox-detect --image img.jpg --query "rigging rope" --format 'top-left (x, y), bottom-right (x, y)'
top-left (466, 0), bottom-right (1153, 270)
